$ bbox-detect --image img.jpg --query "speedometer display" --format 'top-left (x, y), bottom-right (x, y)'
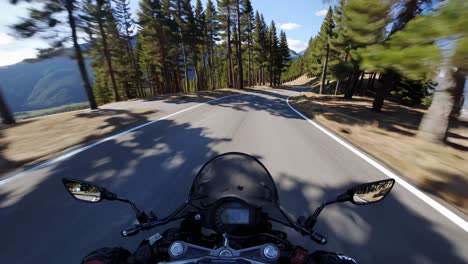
top-left (220, 208), bottom-right (250, 224)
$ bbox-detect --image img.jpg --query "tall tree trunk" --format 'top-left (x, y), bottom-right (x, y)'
top-left (334, 51), bottom-right (349, 96)
top-left (66, 2), bottom-right (97, 109)
top-left (344, 66), bottom-right (359, 99)
top-left (124, 29), bottom-right (139, 98)
top-left (235, 0), bottom-right (244, 89)
top-left (357, 72), bottom-right (365, 94)
top-left (417, 64), bottom-right (455, 143)
top-left (334, 81), bottom-right (340, 95)
top-left (451, 69), bottom-right (466, 117)
top-left (0, 89), bottom-right (15, 125)
top-left (372, 71), bottom-right (395, 112)
top-left (248, 37), bottom-right (253, 87)
top-left (178, 13), bottom-right (189, 93)
top-left (194, 63), bottom-right (199, 91)
top-left (262, 67), bottom-right (266, 86)
top-left (209, 45), bottom-right (215, 89)
top-left (177, 66), bottom-right (182, 93)
top-left (368, 72), bottom-right (377, 90)
top-left (269, 40), bottom-right (273, 87)
top-left (319, 43), bottom-right (330, 94)
top-left (226, 2), bottom-right (234, 88)
top-left (97, 16), bottom-right (120, 101)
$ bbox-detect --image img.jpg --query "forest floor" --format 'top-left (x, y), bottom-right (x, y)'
top-left (0, 89), bottom-right (240, 175)
top-left (290, 92), bottom-right (468, 215)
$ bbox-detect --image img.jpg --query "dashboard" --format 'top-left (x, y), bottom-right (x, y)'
top-left (206, 197), bottom-right (264, 234)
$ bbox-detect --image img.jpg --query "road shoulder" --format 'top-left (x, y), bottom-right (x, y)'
top-left (287, 92), bottom-right (468, 228)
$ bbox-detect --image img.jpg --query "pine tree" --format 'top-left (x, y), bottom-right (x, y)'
top-left (342, 0), bottom-right (391, 99)
top-left (268, 21), bottom-right (279, 87)
top-left (10, 0), bottom-right (97, 109)
top-left (330, 0), bottom-right (351, 95)
top-left (195, 0), bottom-right (208, 90)
top-left (205, 0), bottom-right (220, 89)
top-left (82, 0), bottom-right (121, 101)
top-left (217, 0), bottom-right (235, 88)
top-left (242, 0), bottom-right (255, 87)
top-left (138, 0), bottom-right (163, 95)
top-left (112, 0), bottom-right (143, 97)
top-left (279, 31), bottom-right (290, 84)
top-left (107, 12), bottom-right (137, 99)
top-left (234, 0), bottom-right (244, 89)
top-left (318, 7), bottom-right (334, 94)
top-left (253, 12), bottom-right (268, 85)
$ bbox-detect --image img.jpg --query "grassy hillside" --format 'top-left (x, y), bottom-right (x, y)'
top-left (0, 55), bottom-right (92, 113)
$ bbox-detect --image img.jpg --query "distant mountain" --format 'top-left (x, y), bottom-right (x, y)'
top-left (0, 54), bottom-right (92, 113)
top-left (289, 49), bottom-right (302, 61)
top-left (298, 50), bottom-right (305, 56)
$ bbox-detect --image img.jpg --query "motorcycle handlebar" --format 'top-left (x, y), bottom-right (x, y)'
top-left (122, 226), bottom-right (140, 237)
top-left (310, 231), bottom-right (327, 245)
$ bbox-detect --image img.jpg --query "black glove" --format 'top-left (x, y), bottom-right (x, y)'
top-left (82, 247), bottom-right (131, 264)
top-left (310, 250), bottom-right (357, 264)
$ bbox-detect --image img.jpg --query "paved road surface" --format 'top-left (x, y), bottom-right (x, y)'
top-left (1, 88), bottom-right (467, 263)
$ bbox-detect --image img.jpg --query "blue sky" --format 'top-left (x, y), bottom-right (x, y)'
top-left (0, 0), bottom-right (329, 67)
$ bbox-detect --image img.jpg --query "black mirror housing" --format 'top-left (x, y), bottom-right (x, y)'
top-left (344, 179), bottom-right (395, 205)
top-left (62, 178), bottom-right (106, 203)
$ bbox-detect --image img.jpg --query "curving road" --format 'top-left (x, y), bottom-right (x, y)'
top-left (0, 88), bottom-right (467, 264)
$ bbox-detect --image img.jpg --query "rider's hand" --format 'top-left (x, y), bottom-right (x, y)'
top-left (310, 250), bottom-right (357, 264)
top-left (82, 247), bottom-right (131, 264)
top-left (127, 243), bottom-right (154, 264)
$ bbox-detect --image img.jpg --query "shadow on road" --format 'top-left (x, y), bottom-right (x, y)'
top-left (0, 119), bottom-right (230, 263)
top-left (203, 88), bottom-right (308, 120)
top-left (273, 172), bottom-right (466, 264)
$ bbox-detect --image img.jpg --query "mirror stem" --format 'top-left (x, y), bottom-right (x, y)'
top-left (306, 200), bottom-right (338, 229)
top-left (115, 197), bottom-right (149, 223)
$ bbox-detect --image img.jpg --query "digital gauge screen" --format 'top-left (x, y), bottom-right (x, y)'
top-left (220, 208), bottom-right (250, 224)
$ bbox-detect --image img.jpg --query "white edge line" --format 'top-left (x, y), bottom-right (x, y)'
top-left (286, 95), bottom-right (468, 232)
top-left (0, 94), bottom-right (242, 186)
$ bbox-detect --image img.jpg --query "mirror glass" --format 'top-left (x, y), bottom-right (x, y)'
top-left (63, 178), bottom-right (103, 203)
top-left (351, 179), bottom-right (395, 205)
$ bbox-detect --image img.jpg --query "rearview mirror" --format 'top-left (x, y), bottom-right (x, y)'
top-left (62, 178), bottom-right (105, 203)
top-left (346, 179), bottom-right (395, 205)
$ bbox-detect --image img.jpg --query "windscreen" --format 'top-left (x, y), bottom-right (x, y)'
top-left (190, 153), bottom-right (279, 205)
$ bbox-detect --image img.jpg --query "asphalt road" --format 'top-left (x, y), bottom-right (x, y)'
top-left (1, 88), bottom-right (467, 264)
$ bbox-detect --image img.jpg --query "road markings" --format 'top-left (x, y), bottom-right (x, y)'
top-left (0, 94), bottom-right (242, 186)
top-left (286, 96), bottom-right (468, 232)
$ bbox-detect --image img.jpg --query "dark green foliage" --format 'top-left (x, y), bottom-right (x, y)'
top-left (330, 61), bottom-right (353, 81)
top-left (279, 31), bottom-right (291, 77)
top-left (253, 12), bottom-right (269, 85)
top-left (389, 80), bottom-right (433, 106)
top-left (283, 57), bottom-right (305, 81)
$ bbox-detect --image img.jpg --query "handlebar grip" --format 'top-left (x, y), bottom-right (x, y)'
top-left (121, 226), bottom-right (140, 237)
top-left (310, 231), bottom-right (327, 245)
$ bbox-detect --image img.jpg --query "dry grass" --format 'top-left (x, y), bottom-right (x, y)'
top-left (282, 75), bottom-right (317, 86)
top-left (0, 109), bottom-right (156, 174)
top-left (0, 89), bottom-right (240, 174)
top-left (290, 93), bottom-right (468, 214)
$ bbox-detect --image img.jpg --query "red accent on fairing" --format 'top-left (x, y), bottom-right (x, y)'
top-left (291, 247), bottom-right (308, 264)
